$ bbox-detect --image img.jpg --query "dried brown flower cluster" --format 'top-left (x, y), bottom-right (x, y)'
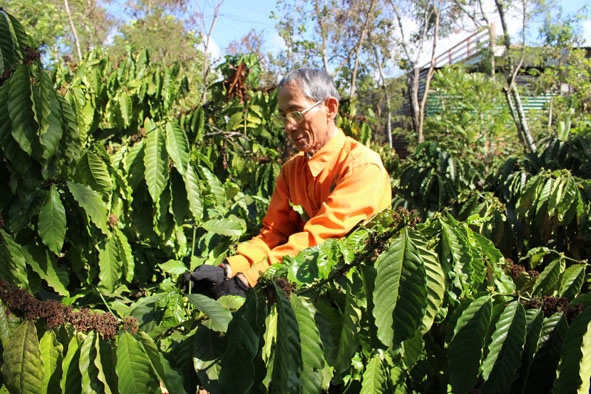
top-left (22, 46), bottom-right (41, 66)
top-left (0, 280), bottom-right (138, 339)
top-left (223, 62), bottom-right (247, 103)
top-left (364, 207), bottom-right (420, 261)
top-left (523, 295), bottom-right (585, 322)
top-left (504, 259), bottom-right (540, 280)
top-left (258, 277), bottom-right (298, 304)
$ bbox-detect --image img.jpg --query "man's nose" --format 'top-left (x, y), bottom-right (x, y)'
top-left (284, 121), bottom-right (297, 132)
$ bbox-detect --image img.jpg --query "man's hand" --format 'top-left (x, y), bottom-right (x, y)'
top-left (212, 275), bottom-right (249, 298)
top-left (180, 265), bottom-right (225, 297)
top-left (180, 265), bottom-right (249, 299)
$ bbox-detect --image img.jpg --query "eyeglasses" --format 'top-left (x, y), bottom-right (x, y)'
top-left (272, 100), bottom-right (324, 128)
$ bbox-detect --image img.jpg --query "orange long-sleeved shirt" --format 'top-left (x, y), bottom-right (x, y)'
top-left (227, 129), bottom-right (392, 286)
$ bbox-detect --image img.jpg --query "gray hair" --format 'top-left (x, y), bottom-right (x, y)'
top-left (278, 68), bottom-right (341, 102)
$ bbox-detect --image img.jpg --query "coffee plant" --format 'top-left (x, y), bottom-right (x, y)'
top-left (1, 10), bottom-right (590, 394)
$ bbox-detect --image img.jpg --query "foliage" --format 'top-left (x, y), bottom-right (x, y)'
top-left (393, 141), bottom-right (484, 217)
top-left (425, 66), bottom-right (517, 160)
top-left (108, 5), bottom-right (203, 71)
top-left (0, 11), bottom-right (275, 297)
top-left (1, 9), bottom-right (591, 394)
top-left (537, 48), bottom-right (591, 135)
top-left (1, 0), bottom-right (115, 65)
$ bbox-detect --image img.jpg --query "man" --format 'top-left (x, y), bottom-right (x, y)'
top-left (183, 68), bottom-right (391, 298)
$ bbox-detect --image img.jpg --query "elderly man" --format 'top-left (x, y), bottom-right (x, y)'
top-left (183, 68), bottom-right (391, 298)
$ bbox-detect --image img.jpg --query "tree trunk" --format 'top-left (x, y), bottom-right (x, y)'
top-left (63, 0), bottom-right (82, 61)
top-left (348, 0), bottom-right (377, 98)
top-left (372, 43), bottom-right (393, 148)
top-left (510, 83), bottom-right (536, 152)
top-left (494, 0), bottom-right (537, 154)
top-left (408, 67), bottom-right (422, 143)
top-left (416, 0), bottom-right (440, 144)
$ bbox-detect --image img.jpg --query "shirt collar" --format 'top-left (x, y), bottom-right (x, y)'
top-left (307, 129), bottom-right (346, 177)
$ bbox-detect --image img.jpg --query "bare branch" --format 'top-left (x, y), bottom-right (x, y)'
top-left (63, 0), bottom-right (83, 61)
top-left (196, 0), bottom-right (225, 104)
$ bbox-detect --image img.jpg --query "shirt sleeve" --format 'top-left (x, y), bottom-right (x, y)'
top-left (226, 167), bottom-right (304, 284)
top-left (228, 160), bottom-right (391, 287)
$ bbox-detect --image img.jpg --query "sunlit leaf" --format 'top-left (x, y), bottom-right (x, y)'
top-left (119, 90), bottom-right (132, 128)
top-left (158, 259), bottom-right (188, 275)
top-left (448, 295), bottom-right (492, 394)
top-left (440, 218), bottom-right (473, 293)
top-left (98, 235), bottom-right (122, 294)
top-left (2, 320), bottom-right (44, 394)
top-left (0, 228), bottom-right (29, 287)
top-left (185, 163), bottom-right (203, 222)
top-left (80, 331), bottom-right (111, 393)
top-left (165, 121), bottom-right (189, 176)
top-left (67, 181), bottom-right (109, 234)
top-left (8, 65), bottom-right (38, 157)
top-left (76, 150), bottom-right (113, 195)
top-left (291, 295), bottom-right (325, 393)
top-left (558, 264), bottom-right (585, 300)
top-left (532, 258), bottom-right (565, 297)
top-left (40, 330), bottom-right (63, 394)
top-left (481, 301), bottom-right (526, 394)
top-left (24, 244), bottom-right (69, 297)
top-left (360, 352), bottom-right (387, 394)
top-left (202, 216), bottom-right (246, 237)
top-left (373, 233), bottom-right (405, 346)
top-left (392, 229), bottom-right (428, 344)
top-left (0, 301), bottom-right (21, 348)
top-left (414, 232), bottom-right (444, 333)
top-left (143, 118), bottom-right (169, 203)
top-left (198, 164), bottom-right (226, 204)
top-left (137, 331), bottom-right (174, 391)
top-left (60, 335), bottom-right (82, 393)
top-left (38, 185), bottom-right (66, 255)
top-left (116, 332), bottom-right (161, 394)
top-left (554, 308), bottom-right (591, 394)
top-left (114, 227), bottom-right (135, 284)
top-left (35, 71), bottom-right (63, 162)
top-left (187, 293), bottom-right (233, 333)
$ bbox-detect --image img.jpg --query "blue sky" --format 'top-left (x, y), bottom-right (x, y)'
top-left (204, 0), bottom-right (280, 57)
top-left (206, 0), bottom-right (590, 58)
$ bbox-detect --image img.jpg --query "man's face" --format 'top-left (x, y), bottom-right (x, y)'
top-left (277, 81), bottom-right (333, 155)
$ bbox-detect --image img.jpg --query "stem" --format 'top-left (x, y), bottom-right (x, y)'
top-left (99, 291), bottom-right (115, 315)
top-left (298, 215), bottom-right (413, 295)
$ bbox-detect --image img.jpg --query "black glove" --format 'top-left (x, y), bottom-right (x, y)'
top-left (212, 276), bottom-right (249, 299)
top-left (181, 265), bottom-right (226, 297)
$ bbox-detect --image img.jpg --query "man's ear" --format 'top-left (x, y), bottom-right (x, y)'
top-left (325, 96), bottom-right (339, 122)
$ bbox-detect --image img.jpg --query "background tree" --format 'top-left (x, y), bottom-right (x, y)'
top-left (193, 0), bottom-right (224, 103)
top-left (535, 4), bottom-right (591, 134)
top-left (272, 0), bottom-right (394, 97)
top-left (425, 66), bottom-right (516, 164)
top-left (2, 0), bottom-right (114, 64)
top-left (385, 0), bottom-right (458, 144)
top-left (109, 0), bottom-right (200, 65)
top-left (452, 0), bottom-right (569, 154)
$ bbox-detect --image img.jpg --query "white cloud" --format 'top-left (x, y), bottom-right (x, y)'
top-left (206, 38), bottom-right (221, 59)
top-left (267, 32), bottom-right (287, 55)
